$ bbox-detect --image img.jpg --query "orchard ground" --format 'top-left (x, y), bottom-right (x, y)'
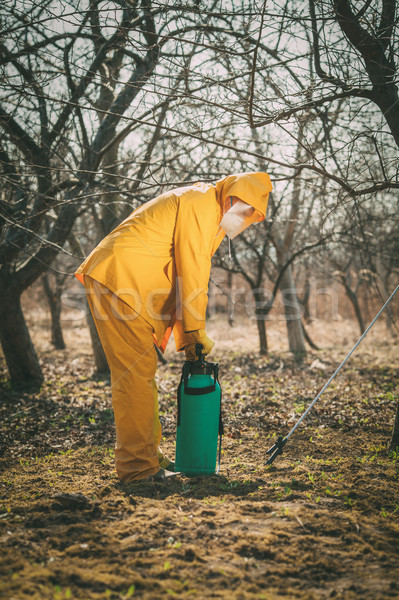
top-left (0, 308), bottom-right (398, 600)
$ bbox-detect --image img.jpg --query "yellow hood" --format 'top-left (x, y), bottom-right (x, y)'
top-left (215, 171), bottom-right (272, 222)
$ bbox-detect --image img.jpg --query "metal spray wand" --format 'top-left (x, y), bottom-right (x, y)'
top-left (266, 284), bottom-right (399, 465)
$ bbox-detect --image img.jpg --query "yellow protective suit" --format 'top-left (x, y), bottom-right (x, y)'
top-left (85, 277), bottom-right (161, 480)
top-left (76, 172), bottom-right (272, 481)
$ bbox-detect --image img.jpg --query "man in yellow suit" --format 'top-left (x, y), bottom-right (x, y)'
top-left (75, 172), bottom-right (272, 482)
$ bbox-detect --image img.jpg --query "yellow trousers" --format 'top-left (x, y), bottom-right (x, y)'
top-left (84, 276), bottom-right (161, 481)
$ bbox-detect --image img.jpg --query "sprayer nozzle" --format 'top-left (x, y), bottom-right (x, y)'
top-left (266, 435), bottom-right (287, 465)
top-left (195, 343), bottom-right (205, 362)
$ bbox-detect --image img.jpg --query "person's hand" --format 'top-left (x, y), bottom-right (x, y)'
top-left (184, 330), bottom-right (215, 361)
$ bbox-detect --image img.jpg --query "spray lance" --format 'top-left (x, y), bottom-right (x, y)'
top-left (266, 284), bottom-right (399, 465)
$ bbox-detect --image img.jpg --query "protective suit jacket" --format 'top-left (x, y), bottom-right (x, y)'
top-left (75, 172), bottom-right (272, 352)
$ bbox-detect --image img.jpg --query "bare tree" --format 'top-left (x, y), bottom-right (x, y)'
top-left (41, 270), bottom-right (68, 351)
top-left (0, 1), bottom-right (205, 385)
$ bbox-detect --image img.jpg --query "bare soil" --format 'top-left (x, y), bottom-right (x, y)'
top-left (0, 317), bottom-right (398, 600)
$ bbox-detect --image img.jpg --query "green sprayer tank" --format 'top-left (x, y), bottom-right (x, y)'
top-left (175, 345), bottom-right (223, 476)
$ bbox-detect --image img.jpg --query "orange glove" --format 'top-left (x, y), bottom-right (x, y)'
top-left (184, 330), bottom-right (215, 361)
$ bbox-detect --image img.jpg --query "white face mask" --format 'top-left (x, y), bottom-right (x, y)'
top-left (220, 198), bottom-right (257, 239)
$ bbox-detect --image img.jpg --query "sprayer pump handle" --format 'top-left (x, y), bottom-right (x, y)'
top-left (195, 343), bottom-right (205, 362)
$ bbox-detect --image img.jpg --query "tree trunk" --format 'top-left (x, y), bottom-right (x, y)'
top-left (342, 281), bottom-right (365, 335)
top-left (0, 285), bottom-right (43, 387)
top-left (84, 92), bottom-right (120, 377)
top-left (373, 88), bottom-right (399, 150)
top-left (389, 403), bottom-right (399, 454)
top-left (280, 264), bottom-right (306, 361)
top-left (379, 279), bottom-right (397, 339)
top-left (252, 289), bottom-right (268, 355)
top-left (299, 279), bottom-right (311, 323)
top-left (256, 318), bottom-right (268, 356)
top-left (86, 300), bottom-right (110, 375)
top-left (42, 274), bottom-right (66, 350)
top-left (385, 305), bottom-right (397, 339)
top-left (333, 0), bottom-right (399, 148)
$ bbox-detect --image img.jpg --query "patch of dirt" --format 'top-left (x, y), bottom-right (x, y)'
top-left (0, 326), bottom-right (398, 599)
